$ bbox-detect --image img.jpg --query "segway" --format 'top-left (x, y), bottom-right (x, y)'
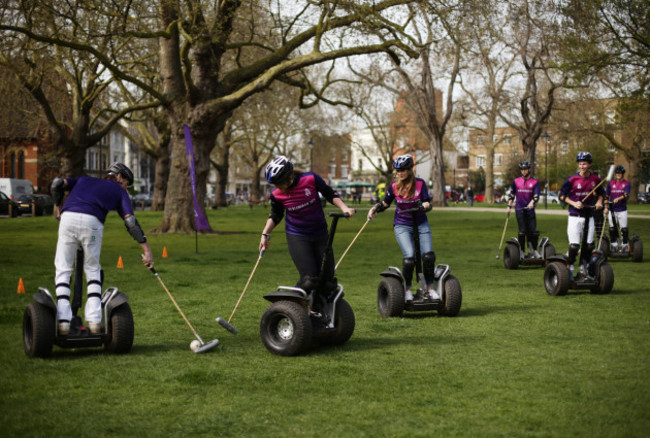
top-left (23, 249), bottom-right (134, 358)
top-left (502, 235), bottom-right (555, 269)
top-left (598, 209), bottom-right (643, 262)
top-left (544, 219), bottom-right (615, 296)
top-left (260, 212), bottom-right (355, 356)
top-left (377, 206), bottom-right (462, 318)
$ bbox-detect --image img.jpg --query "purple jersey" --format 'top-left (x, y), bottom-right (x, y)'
top-left (384, 178), bottom-right (431, 226)
top-left (559, 172), bottom-right (604, 217)
top-left (61, 176), bottom-right (134, 223)
top-left (269, 172), bottom-right (338, 237)
top-left (606, 179), bottom-right (630, 212)
top-left (510, 176), bottom-right (540, 210)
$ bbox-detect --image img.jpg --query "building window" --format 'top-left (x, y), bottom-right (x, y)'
top-left (495, 154), bottom-right (503, 167)
top-left (358, 159), bottom-right (363, 171)
top-left (477, 134), bottom-right (484, 146)
top-left (341, 165), bottom-right (348, 178)
top-left (329, 164), bottom-right (337, 178)
top-left (503, 135), bottom-right (512, 145)
top-left (476, 155), bottom-right (486, 168)
top-left (493, 135), bottom-right (499, 144)
top-left (561, 141), bottom-right (568, 154)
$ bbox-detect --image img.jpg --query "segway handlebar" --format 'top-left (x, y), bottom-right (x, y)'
top-left (328, 210), bottom-right (356, 218)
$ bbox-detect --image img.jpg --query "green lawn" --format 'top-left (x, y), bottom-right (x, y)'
top-left (1, 206), bottom-right (648, 437)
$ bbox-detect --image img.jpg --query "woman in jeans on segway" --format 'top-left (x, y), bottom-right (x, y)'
top-left (259, 156), bottom-right (355, 300)
top-left (367, 154), bottom-right (436, 302)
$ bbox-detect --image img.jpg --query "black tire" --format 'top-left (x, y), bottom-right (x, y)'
top-left (591, 263), bottom-right (614, 295)
top-left (105, 304), bottom-right (134, 354)
top-left (377, 277), bottom-right (404, 318)
top-left (503, 243), bottom-right (520, 269)
top-left (544, 243), bottom-right (556, 259)
top-left (438, 275), bottom-right (462, 317)
top-left (23, 302), bottom-right (55, 358)
top-left (260, 301), bottom-right (312, 356)
top-left (632, 239), bottom-right (643, 263)
top-left (544, 262), bottom-right (570, 296)
top-left (316, 299), bottom-right (355, 346)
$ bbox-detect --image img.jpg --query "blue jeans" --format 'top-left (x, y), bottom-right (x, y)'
top-left (394, 222), bottom-right (433, 288)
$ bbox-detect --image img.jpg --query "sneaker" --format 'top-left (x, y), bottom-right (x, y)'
top-left (578, 264), bottom-right (588, 279)
top-left (428, 289), bottom-right (440, 301)
top-left (88, 322), bottom-right (101, 334)
top-left (534, 250), bottom-right (542, 259)
top-left (58, 322), bottom-right (70, 335)
top-left (569, 265), bottom-right (575, 279)
top-left (520, 250), bottom-right (526, 259)
top-left (404, 289), bottom-right (414, 302)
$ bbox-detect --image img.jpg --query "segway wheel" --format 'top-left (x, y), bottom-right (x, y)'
top-left (544, 262), bottom-right (569, 296)
top-left (377, 277), bottom-right (404, 318)
top-left (544, 243), bottom-right (556, 259)
top-left (105, 303), bottom-right (134, 354)
top-left (590, 263), bottom-right (614, 295)
top-left (316, 298), bottom-right (355, 346)
top-left (260, 301), bottom-right (312, 356)
top-left (632, 239), bottom-right (643, 263)
top-left (23, 302), bottom-right (55, 358)
top-left (438, 275), bottom-right (462, 317)
top-left (503, 244), bottom-right (520, 269)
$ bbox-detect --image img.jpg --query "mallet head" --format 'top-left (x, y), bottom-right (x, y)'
top-left (216, 317), bottom-right (239, 335)
top-left (193, 338), bottom-right (220, 354)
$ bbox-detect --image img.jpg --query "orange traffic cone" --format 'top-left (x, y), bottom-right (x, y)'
top-left (17, 278), bottom-right (25, 294)
top-left (162, 246), bottom-right (168, 258)
top-left (117, 256), bottom-right (124, 269)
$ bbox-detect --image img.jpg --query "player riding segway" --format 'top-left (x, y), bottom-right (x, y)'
top-left (502, 160), bottom-right (555, 269)
top-left (23, 249), bottom-right (134, 358)
top-left (543, 152), bottom-right (614, 296)
top-left (599, 165), bottom-right (643, 262)
top-left (368, 154), bottom-right (461, 318)
top-left (259, 212), bottom-right (355, 356)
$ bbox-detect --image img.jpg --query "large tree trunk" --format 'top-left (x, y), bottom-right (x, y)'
top-left (152, 144), bottom-right (169, 211)
top-left (428, 137), bottom-right (446, 206)
top-left (60, 142), bottom-right (87, 177)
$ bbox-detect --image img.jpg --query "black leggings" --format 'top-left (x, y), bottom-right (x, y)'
top-left (286, 232), bottom-right (334, 286)
top-left (516, 209), bottom-right (537, 235)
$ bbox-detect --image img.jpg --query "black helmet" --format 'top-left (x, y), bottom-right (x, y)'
top-left (393, 154), bottom-right (414, 171)
top-left (107, 162), bottom-right (134, 185)
top-left (265, 155), bottom-right (293, 184)
top-left (576, 152), bottom-right (592, 163)
top-left (614, 165), bottom-right (625, 174)
top-left (519, 160), bottom-right (531, 170)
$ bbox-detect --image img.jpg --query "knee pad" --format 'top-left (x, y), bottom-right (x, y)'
top-left (518, 233), bottom-right (526, 249)
top-left (298, 275), bottom-right (319, 292)
top-left (567, 244), bottom-right (580, 265)
top-left (402, 257), bottom-right (415, 286)
top-left (621, 227), bottom-right (629, 243)
top-left (609, 227), bottom-right (618, 241)
top-left (422, 252), bottom-right (436, 282)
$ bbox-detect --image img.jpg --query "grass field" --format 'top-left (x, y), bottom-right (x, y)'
top-left (1, 205), bottom-right (649, 437)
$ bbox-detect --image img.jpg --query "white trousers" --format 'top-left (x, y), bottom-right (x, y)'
top-left (54, 212), bottom-right (104, 324)
top-left (567, 216), bottom-right (595, 245)
top-left (607, 210), bottom-right (628, 229)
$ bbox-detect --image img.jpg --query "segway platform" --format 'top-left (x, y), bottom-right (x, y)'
top-left (599, 234), bottom-right (643, 262)
top-left (543, 252), bottom-right (614, 296)
top-left (503, 237), bottom-right (555, 269)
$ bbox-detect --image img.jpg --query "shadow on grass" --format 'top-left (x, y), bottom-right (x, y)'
top-left (46, 342), bottom-right (185, 359)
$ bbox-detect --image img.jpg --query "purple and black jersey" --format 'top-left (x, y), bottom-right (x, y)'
top-left (383, 178), bottom-right (431, 226)
top-left (269, 172), bottom-right (339, 237)
top-left (510, 176), bottom-right (540, 210)
top-left (559, 172), bottom-right (604, 217)
top-left (606, 179), bottom-right (630, 213)
top-left (61, 176), bottom-right (134, 223)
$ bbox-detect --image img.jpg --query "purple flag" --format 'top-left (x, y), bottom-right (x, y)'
top-left (183, 124), bottom-right (211, 230)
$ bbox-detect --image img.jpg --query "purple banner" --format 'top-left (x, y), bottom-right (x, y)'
top-left (183, 124), bottom-right (211, 230)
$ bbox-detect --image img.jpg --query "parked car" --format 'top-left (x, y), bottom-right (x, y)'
top-left (475, 190), bottom-right (502, 203)
top-left (538, 191), bottom-right (560, 204)
top-left (0, 191), bottom-right (19, 217)
top-left (637, 192), bottom-right (650, 204)
top-left (132, 193), bottom-right (153, 208)
top-left (445, 189), bottom-right (463, 202)
top-left (0, 178), bottom-right (34, 201)
top-left (16, 194), bottom-right (55, 216)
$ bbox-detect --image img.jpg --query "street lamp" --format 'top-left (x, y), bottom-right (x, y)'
top-left (308, 139), bottom-right (314, 172)
top-left (542, 132), bottom-right (550, 210)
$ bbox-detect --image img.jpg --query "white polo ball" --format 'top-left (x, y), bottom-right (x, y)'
top-left (190, 340), bottom-right (201, 351)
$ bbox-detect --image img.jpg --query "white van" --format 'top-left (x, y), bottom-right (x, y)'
top-left (0, 178), bottom-right (34, 200)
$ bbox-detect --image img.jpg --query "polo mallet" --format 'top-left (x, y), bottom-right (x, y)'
top-left (148, 266), bottom-right (219, 353)
top-left (582, 165), bottom-right (615, 202)
top-left (335, 218), bottom-right (369, 270)
top-left (216, 249), bottom-right (265, 335)
top-left (496, 209), bottom-right (511, 259)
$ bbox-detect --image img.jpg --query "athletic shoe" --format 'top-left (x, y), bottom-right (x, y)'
top-left (534, 250), bottom-right (542, 259)
top-left (88, 322), bottom-right (101, 335)
top-left (58, 322), bottom-right (70, 335)
top-left (428, 289), bottom-right (440, 301)
top-left (404, 289), bottom-right (413, 302)
top-left (569, 265), bottom-right (574, 280)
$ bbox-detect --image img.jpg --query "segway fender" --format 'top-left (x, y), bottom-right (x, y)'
top-left (506, 237), bottom-right (520, 250)
top-left (104, 291), bottom-right (130, 317)
top-left (546, 254), bottom-right (568, 264)
top-left (34, 288), bottom-right (57, 312)
top-left (264, 287), bottom-right (309, 304)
